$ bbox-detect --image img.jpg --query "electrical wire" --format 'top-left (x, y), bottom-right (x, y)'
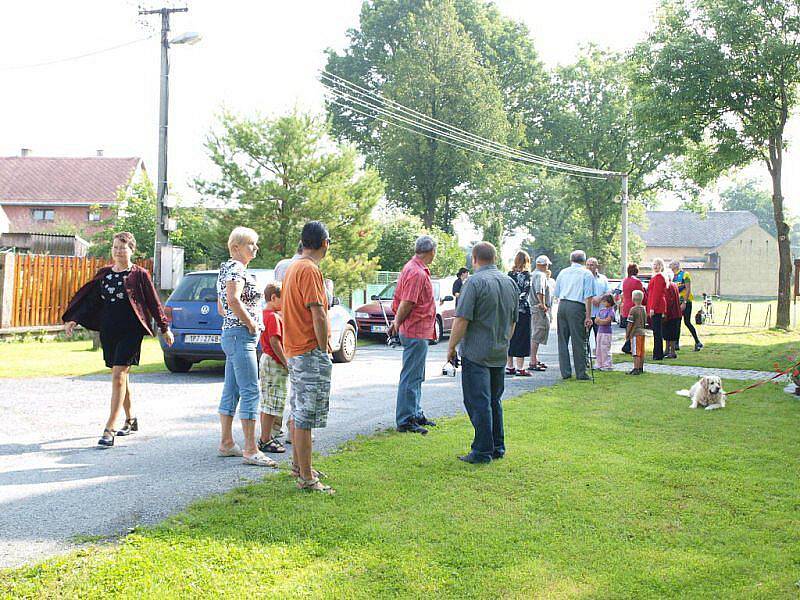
top-left (323, 70), bottom-right (602, 174)
top-left (321, 70), bottom-right (621, 177)
top-left (322, 69), bottom-right (613, 175)
top-left (0, 36), bottom-right (154, 72)
top-left (324, 85), bottom-right (610, 180)
top-left (323, 70), bottom-right (618, 176)
top-left (323, 81), bottom-right (612, 180)
top-left (324, 94), bottom-right (611, 180)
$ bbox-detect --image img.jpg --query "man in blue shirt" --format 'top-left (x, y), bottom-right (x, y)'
top-left (553, 250), bottom-right (595, 380)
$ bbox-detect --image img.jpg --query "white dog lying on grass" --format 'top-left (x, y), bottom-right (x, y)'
top-left (676, 375), bottom-right (727, 410)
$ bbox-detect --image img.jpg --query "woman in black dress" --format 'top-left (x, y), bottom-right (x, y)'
top-left (63, 232), bottom-right (173, 448)
top-left (505, 251), bottom-right (533, 376)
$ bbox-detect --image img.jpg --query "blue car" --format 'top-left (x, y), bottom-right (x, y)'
top-left (159, 268), bottom-right (358, 373)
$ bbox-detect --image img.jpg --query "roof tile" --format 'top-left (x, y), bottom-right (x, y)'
top-left (632, 211), bottom-right (760, 248)
top-left (0, 156), bottom-right (141, 205)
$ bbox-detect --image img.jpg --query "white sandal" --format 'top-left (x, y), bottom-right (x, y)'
top-left (297, 476), bottom-right (335, 495)
top-left (218, 443), bottom-right (243, 457)
top-left (243, 451), bottom-right (277, 467)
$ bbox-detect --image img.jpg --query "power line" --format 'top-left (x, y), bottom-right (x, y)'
top-left (324, 93), bottom-right (610, 180)
top-left (322, 70), bottom-right (604, 175)
top-left (322, 80), bottom-right (612, 180)
top-left (0, 36), bottom-right (153, 73)
top-left (321, 70), bottom-right (621, 177)
top-left (323, 70), bottom-right (617, 176)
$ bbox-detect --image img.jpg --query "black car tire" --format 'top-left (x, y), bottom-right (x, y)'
top-left (429, 316), bottom-right (443, 345)
top-left (165, 354), bottom-right (193, 373)
top-left (332, 324), bottom-right (357, 363)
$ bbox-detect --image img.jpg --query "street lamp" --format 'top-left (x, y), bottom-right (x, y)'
top-left (139, 7), bottom-right (200, 290)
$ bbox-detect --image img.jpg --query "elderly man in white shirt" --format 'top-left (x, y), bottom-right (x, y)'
top-left (553, 250), bottom-right (595, 381)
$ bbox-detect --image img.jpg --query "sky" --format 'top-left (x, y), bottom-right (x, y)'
top-left (1, 0), bottom-right (798, 244)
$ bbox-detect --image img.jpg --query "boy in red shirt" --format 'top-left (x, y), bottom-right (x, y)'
top-left (258, 283), bottom-right (289, 454)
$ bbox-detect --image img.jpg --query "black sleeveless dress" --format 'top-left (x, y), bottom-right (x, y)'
top-left (507, 270), bottom-right (532, 358)
top-left (98, 269), bottom-right (147, 368)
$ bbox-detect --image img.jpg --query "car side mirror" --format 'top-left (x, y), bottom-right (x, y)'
top-left (442, 295), bottom-right (454, 302)
top-left (331, 296), bottom-right (341, 307)
top-left (371, 295), bottom-right (379, 301)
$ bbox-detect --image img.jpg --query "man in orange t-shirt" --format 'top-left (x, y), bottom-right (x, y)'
top-left (281, 221), bottom-right (334, 494)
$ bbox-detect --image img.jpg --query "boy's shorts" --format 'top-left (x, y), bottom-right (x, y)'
top-left (631, 335), bottom-right (646, 359)
top-left (259, 354), bottom-right (288, 416)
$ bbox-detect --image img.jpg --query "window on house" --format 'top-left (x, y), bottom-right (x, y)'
top-left (32, 209), bottom-right (54, 221)
top-left (87, 210), bottom-right (101, 222)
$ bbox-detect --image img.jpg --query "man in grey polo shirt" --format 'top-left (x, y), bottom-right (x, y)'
top-left (447, 242), bottom-right (519, 464)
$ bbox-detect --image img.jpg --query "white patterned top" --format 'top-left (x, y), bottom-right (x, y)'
top-left (217, 259), bottom-right (263, 331)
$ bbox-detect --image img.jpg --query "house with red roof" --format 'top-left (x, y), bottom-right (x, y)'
top-left (0, 150), bottom-right (145, 235)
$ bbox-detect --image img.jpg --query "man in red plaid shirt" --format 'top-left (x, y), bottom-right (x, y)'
top-left (388, 235), bottom-right (438, 434)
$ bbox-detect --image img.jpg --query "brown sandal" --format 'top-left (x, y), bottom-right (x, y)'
top-left (297, 476), bottom-right (335, 495)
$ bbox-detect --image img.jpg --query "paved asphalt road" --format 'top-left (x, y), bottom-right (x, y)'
top-left (0, 327), bottom-right (562, 568)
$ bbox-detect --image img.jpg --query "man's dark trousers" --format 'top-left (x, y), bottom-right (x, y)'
top-left (461, 357), bottom-right (505, 462)
top-left (557, 299), bottom-right (588, 379)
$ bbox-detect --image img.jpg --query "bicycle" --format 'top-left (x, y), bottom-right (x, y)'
top-left (695, 293), bottom-right (718, 325)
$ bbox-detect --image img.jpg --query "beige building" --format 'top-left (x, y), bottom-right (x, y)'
top-left (632, 211), bottom-right (779, 298)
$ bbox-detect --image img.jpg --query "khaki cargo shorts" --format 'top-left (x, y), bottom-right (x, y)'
top-left (531, 307), bottom-right (550, 344)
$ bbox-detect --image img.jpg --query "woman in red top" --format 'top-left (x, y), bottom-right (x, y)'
top-left (662, 279), bottom-right (682, 358)
top-left (620, 263), bottom-right (645, 354)
top-left (646, 258), bottom-right (669, 361)
top-left (621, 263), bottom-right (645, 323)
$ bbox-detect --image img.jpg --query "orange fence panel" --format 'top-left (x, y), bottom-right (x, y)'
top-left (10, 255), bottom-right (153, 328)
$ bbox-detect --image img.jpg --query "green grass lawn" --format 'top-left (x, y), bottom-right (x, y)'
top-left (2, 373), bottom-right (797, 598)
top-left (0, 338), bottom-right (224, 378)
top-left (616, 325), bottom-right (800, 372)
top-left (0, 336), bottom-right (376, 379)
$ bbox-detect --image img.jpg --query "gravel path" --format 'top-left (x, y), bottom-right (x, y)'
top-left (0, 333), bottom-right (561, 568)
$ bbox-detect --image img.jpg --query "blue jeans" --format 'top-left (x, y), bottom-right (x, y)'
top-left (461, 357), bottom-right (505, 461)
top-left (395, 334), bottom-right (429, 427)
top-left (219, 326), bottom-right (259, 421)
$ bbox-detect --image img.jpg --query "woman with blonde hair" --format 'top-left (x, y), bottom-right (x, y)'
top-left (216, 226), bottom-right (276, 468)
top-left (505, 250), bottom-right (533, 376)
top-left (63, 232), bottom-right (173, 448)
top-left (646, 257), bottom-right (669, 361)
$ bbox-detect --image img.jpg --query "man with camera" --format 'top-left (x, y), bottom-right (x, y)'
top-left (389, 235), bottom-right (439, 435)
top-left (447, 242), bottom-right (519, 464)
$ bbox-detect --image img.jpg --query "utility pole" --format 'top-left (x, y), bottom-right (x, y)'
top-left (139, 6), bottom-right (188, 290)
top-left (621, 173), bottom-right (629, 278)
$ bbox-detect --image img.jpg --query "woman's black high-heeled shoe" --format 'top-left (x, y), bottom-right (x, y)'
top-left (116, 418), bottom-right (138, 436)
top-left (98, 428), bottom-right (115, 448)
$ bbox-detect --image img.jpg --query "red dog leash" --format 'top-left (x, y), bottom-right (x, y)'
top-left (725, 360), bottom-right (800, 397)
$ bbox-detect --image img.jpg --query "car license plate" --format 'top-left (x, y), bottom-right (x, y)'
top-left (371, 325), bottom-right (388, 333)
top-left (185, 334), bottom-right (220, 344)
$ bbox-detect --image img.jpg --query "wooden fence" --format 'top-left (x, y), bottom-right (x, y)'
top-left (10, 254), bottom-right (152, 328)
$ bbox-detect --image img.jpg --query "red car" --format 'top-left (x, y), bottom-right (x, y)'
top-left (354, 277), bottom-right (457, 343)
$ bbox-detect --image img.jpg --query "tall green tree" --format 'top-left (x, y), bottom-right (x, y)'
top-left (527, 47), bottom-right (672, 274)
top-left (325, 0), bottom-right (519, 231)
top-left (371, 214), bottom-right (466, 276)
top-left (720, 177), bottom-right (779, 237)
top-left (195, 111), bottom-right (383, 301)
top-left (372, 216), bottom-right (423, 272)
top-left (633, 0), bottom-right (800, 328)
top-left (90, 180), bottom-right (157, 260)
